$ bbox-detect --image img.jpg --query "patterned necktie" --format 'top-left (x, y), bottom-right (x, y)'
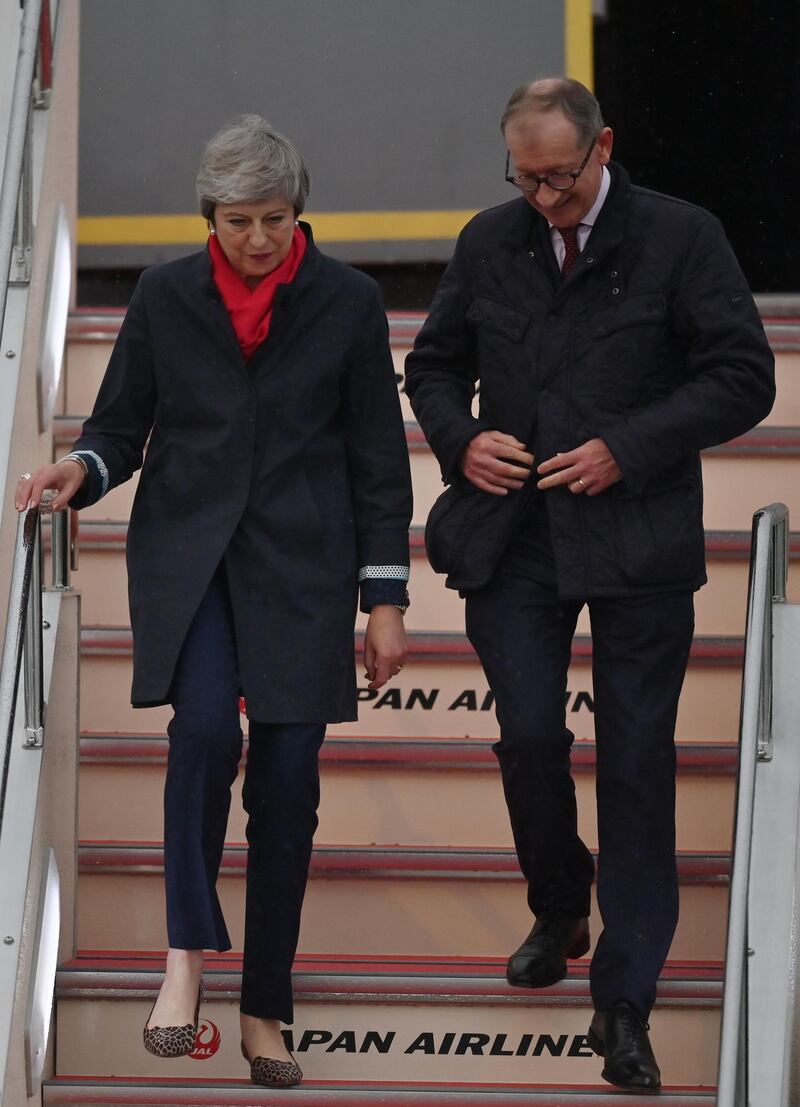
top-left (559, 225), bottom-right (581, 275)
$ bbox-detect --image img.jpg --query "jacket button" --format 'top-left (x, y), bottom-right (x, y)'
top-left (612, 287), bottom-right (621, 295)
top-left (585, 255), bottom-right (594, 264)
top-left (610, 270), bottom-right (618, 277)
top-left (528, 250), bottom-right (535, 258)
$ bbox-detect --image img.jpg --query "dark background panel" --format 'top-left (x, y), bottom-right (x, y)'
top-left (595, 0), bottom-right (800, 291)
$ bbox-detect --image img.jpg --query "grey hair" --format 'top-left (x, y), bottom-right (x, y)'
top-left (500, 77), bottom-right (604, 145)
top-left (196, 114), bottom-right (310, 222)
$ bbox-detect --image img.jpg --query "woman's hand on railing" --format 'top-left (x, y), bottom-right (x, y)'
top-left (15, 460), bottom-right (86, 512)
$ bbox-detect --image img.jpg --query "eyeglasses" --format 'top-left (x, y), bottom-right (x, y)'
top-left (505, 138), bottom-right (597, 193)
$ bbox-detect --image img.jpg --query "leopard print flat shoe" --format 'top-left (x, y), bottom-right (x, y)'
top-left (143, 985), bottom-right (202, 1058)
top-left (241, 1040), bottom-right (303, 1087)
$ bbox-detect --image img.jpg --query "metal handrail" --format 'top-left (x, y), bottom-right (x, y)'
top-left (0, 510), bottom-right (39, 828)
top-left (717, 502), bottom-right (789, 1106)
top-left (0, 0), bottom-right (44, 306)
top-left (22, 506), bottom-right (44, 748)
top-left (0, 503), bottom-right (71, 831)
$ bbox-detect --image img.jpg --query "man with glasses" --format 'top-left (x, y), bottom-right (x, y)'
top-left (405, 77), bottom-right (773, 1092)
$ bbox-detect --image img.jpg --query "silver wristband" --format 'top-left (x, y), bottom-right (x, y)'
top-left (57, 453), bottom-right (89, 477)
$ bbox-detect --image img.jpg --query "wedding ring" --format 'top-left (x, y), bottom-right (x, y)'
top-left (20, 473), bottom-right (31, 480)
top-left (577, 478), bottom-right (586, 489)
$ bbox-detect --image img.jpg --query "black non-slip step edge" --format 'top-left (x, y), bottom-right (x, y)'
top-left (78, 733), bottom-right (739, 774)
top-left (64, 518), bottom-right (800, 560)
top-left (57, 952), bottom-right (723, 1005)
top-left (79, 627), bottom-right (746, 666)
top-left (43, 1077), bottom-right (716, 1106)
top-left (66, 301), bottom-right (800, 351)
top-left (77, 842), bottom-right (731, 884)
top-left (65, 309), bottom-right (427, 347)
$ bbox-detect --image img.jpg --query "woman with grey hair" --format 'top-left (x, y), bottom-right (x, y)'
top-left (17, 115), bottom-right (412, 1088)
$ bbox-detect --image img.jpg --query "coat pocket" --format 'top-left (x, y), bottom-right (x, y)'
top-left (592, 292), bottom-right (666, 338)
top-left (611, 478), bottom-right (705, 587)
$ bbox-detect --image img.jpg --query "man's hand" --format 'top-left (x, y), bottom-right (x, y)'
top-left (460, 431), bottom-right (534, 495)
top-left (364, 606), bottom-right (408, 690)
top-left (536, 438), bottom-right (622, 496)
top-left (15, 459), bottom-right (87, 512)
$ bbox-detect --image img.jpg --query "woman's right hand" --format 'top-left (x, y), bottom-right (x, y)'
top-left (15, 459), bottom-right (86, 512)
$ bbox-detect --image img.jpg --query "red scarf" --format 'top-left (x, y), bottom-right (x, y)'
top-left (208, 224), bottom-right (307, 359)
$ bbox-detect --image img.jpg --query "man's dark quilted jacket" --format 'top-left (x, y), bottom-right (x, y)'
top-left (405, 162), bottom-right (775, 598)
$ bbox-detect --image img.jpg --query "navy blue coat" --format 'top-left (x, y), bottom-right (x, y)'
top-left (405, 163), bottom-right (775, 598)
top-left (71, 225), bottom-right (412, 721)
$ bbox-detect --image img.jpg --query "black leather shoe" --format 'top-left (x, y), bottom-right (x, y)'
top-left (506, 915), bottom-right (590, 988)
top-left (587, 1002), bottom-right (661, 1093)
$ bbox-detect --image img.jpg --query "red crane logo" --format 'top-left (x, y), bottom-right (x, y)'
top-left (189, 1018), bottom-right (222, 1061)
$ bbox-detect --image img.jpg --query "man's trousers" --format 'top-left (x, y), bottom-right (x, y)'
top-left (465, 564), bottom-right (694, 1016)
top-left (163, 565), bottom-right (325, 1024)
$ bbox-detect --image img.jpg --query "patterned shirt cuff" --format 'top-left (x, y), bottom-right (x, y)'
top-left (358, 565), bottom-right (410, 582)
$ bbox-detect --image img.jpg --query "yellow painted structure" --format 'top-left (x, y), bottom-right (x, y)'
top-left (565, 0), bottom-right (594, 89)
top-left (77, 209), bottom-right (480, 247)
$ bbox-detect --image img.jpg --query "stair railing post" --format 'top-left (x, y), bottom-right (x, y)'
top-left (49, 507), bottom-right (71, 591)
top-left (758, 509), bottom-right (786, 763)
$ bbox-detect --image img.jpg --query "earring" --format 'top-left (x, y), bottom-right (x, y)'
top-left (209, 228), bottom-right (216, 235)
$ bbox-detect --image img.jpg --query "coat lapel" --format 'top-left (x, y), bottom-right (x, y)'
top-left (481, 199), bottom-right (556, 311)
top-left (177, 248), bottom-right (247, 365)
top-left (553, 162), bottom-right (632, 300)
top-left (533, 215), bottom-right (561, 289)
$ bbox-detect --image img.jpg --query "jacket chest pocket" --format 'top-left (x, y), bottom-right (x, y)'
top-left (466, 296), bottom-right (538, 401)
top-left (584, 292), bottom-right (669, 401)
top-left (591, 291), bottom-right (666, 339)
top-left (467, 296), bottom-right (533, 344)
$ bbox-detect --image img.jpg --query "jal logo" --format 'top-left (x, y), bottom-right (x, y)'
top-left (189, 1019), bottom-right (221, 1061)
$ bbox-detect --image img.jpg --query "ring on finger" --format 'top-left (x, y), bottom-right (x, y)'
top-left (577, 478), bottom-right (587, 490)
top-left (20, 473), bottom-right (31, 480)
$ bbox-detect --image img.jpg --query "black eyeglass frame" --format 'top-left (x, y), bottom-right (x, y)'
top-left (505, 137), bottom-right (597, 193)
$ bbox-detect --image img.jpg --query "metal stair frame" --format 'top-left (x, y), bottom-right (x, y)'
top-left (717, 503), bottom-right (800, 1105)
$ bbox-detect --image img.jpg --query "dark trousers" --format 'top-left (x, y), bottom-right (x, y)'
top-left (465, 565), bottom-right (694, 1016)
top-left (164, 566), bottom-right (325, 1023)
